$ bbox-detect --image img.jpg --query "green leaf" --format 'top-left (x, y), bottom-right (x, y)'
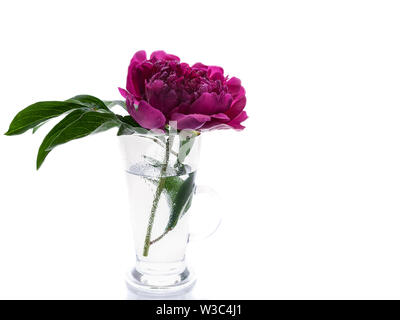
top-left (177, 131), bottom-right (199, 164)
top-left (163, 176), bottom-right (185, 207)
top-left (116, 115), bottom-right (147, 135)
top-left (36, 109), bottom-right (119, 169)
top-left (66, 95), bottom-right (110, 111)
top-left (103, 100), bottom-right (127, 111)
top-left (141, 156), bottom-right (195, 231)
top-left (181, 192), bottom-right (194, 217)
top-left (144, 174), bottom-right (194, 230)
top-left (32, 121), bottom-right (48, 134)
top-left (4, 101), bottom-right (87, 135)
top-left (166, 172), bottom-right (196, 231)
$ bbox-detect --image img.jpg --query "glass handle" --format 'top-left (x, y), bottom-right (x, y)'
top-left (188, 185), bottom-right (222, 242)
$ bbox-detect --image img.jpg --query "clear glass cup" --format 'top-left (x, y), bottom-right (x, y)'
top-left (120, 131), bottom-right (219, 295)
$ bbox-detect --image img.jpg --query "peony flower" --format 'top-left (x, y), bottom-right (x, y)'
top-left (119, 50), bottom-right (248, 131)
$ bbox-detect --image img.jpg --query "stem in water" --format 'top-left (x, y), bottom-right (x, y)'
top-left (142, 135), bottom-right (173, 256)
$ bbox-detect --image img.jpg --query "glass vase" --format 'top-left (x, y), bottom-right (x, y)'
top-left (120, 131), bottom-right (218, 295)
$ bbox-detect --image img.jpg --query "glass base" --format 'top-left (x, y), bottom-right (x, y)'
top-left (126, 262), bottom-right (196, 296)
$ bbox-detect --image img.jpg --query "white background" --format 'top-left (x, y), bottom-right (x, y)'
top-left (1, 0), bottom-right (400, 299)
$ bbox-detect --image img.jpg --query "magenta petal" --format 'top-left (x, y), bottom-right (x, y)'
top-left (132, 50), bottom-right (147, 64)
top-left (192, 62), bottom-right (208, 70)
top-left (222, 93), bottom-right (233, 111)
top-left (146, 80), bottom-right (179, 115)
top-left (126, 68), bottom-right (135, 96)
top-left (230, 110), bottom-right (248, 124)
top-left (236, 86), bottom-right (246, 98)
top-left (126, 51), bottom-right (148, 96)
top-left (128, 100), bottom-right (166, 129)
top-left (225, 95), bottom-right (247, 120)
top-left (211, 113), bottom-right (230, 121)
top-left (170, 112), bottom-right (211, 130)
top-left (118, 87), bottom-right (128, 99)
top-left (228, 123), bottom-right (245, 130)
top-left (127, 66), bottom-right (144, 98)
top-left (207, 66), bottom-right (224, 81)
top-left (119, 87), bottom-right (137, 105)
top-left (227, 111), bottom-right (248, 130)
top-left (227, 77), bottom-right (242, 96)
top-left (200, 121), bottom-right (231, 130)
top-left (190, 93), bottom-right (217, 114)
top-left (150, 51), bottom-right (180, 62)
top-left (190, 92), bottom-right (231, 115)
top-left (198, 113), bottom-right (231, 130)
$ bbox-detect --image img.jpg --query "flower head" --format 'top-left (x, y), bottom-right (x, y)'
top-left (119, 50), bottom-right (247, 130)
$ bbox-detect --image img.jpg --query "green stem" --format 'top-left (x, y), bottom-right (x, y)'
top-left (149, 229), bottom-right (171, 246)
top-left (142, 135), bottom-right (173, 256)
